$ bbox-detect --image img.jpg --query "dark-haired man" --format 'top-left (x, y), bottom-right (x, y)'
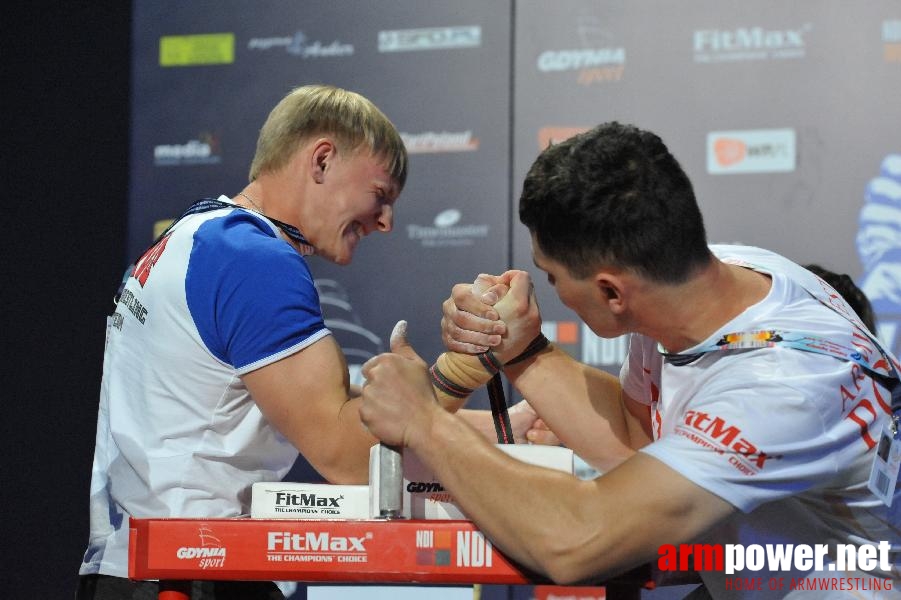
top-left (360, 122), bottom-right (901, 598)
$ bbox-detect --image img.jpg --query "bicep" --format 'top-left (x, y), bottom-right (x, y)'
top-left (242, 335), bottom-right (375, 482)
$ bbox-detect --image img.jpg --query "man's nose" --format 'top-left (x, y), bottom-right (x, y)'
top-left (376, 203), bottom-right (393, 232)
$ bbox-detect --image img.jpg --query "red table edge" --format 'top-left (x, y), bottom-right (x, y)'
top-left (129, 517), bottom-right (659, 599)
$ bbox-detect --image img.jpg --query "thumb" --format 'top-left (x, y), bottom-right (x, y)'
top-left (389, 320), bottom-right (418, 358)
top-left (498, 270), bottom-right (534, 310)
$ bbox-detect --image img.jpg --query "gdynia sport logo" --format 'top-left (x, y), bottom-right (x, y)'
top-left (657, 542), bottom-right (895, 593)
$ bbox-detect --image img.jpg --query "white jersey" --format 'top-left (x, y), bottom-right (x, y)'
top-left (80, 197), bottom-right (330, 578)
top-left (621, 245), bottom-right (900, 598)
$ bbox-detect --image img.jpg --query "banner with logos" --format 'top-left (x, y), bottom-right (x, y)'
top-left (129, 0), bottom-right (512, 411)
top-left (512, 0), bottom-right (901, 374)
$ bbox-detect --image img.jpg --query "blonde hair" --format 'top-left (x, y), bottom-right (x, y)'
top-left (249, 84), bottom-right (407, 189)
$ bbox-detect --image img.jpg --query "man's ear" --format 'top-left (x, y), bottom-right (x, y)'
top-left (596, 272), bottom-right (626, 314)
top-left (309, 138), bottom-right (335, 183)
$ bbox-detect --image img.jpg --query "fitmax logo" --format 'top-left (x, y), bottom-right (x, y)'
top-left (273, 492), bottom-right (342, 507)
top-left (267, 531), bottom-right (367, 552)
top-left (694, 24), bottom-right (811, 62)
top-left (681, 410), bottom-right (773, 469)
top-left (694, 26), bottom-right (809, 52)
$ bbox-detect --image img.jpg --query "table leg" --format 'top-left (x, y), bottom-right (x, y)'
top-left (159, 580), bottom-right (191, 600)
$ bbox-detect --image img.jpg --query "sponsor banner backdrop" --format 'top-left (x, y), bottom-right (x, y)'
top-left (513, 0), bottom-right (901, 374)
top-left (129, 0), bottom-right (513, 414)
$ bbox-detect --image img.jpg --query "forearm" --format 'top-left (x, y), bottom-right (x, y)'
top-left (504, 345), bottom-right (640, 472)
top-left (407, 407), bottom-right (647, 583)
top-left (457, 408), bottom-right (497, 439)
top-left (359, 319), bottom-right (726, 585)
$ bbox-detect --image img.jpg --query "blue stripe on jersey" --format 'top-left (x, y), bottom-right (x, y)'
top-left (185, 210), bottom-right (325, 370)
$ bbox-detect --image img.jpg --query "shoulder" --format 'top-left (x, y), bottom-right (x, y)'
top-left (681, 346), bottom-right (855, 440)
top-left (187, 210), bottom-right (313, 282)
top-left (709, 244), bottom-right (788, 268)
top-left (193, 210), bottom-right (293, 256)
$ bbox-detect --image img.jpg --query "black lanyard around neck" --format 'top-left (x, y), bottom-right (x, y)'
top-left (114, 198), bottom-right (314, 305)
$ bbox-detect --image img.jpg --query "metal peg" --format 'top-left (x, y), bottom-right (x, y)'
top-left (378, 443), bottom-right (404, 518)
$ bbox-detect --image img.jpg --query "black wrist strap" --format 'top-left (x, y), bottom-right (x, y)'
top-left (484, 333), bottom-right (550, 444)
top-left (505, 333), bottom-right (550, 366)
top-left (487, 372), bottom-right (514, 444)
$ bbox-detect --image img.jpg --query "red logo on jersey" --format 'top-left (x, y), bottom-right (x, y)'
top-left (677, 410), bottom-right (777, 474)
top-left (133, 234), bottom-right (171, 287)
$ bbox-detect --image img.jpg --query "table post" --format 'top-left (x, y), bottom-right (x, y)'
top-left (159, 580), bottom-right (191, 600)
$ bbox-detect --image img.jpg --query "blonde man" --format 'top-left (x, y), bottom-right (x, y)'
top-left (78, 85), bottom-right (406, 599)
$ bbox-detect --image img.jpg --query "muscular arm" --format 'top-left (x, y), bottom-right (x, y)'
top-left (242, 335), bottom-right (375, 484)
top-left (504, 347), bottom-right (651, 472)
top-left (415, 411), bottom-right (733, 583)
top-left (242, 328), bottom-right (539, 484)
top-left (360, 342), bottom-right (735, 584)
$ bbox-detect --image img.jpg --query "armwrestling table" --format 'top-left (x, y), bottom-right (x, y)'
top-left (129, 517), bottom-right (658, 599)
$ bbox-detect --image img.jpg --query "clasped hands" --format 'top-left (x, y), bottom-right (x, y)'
top-left (359, 270), bottom-right (556, 448)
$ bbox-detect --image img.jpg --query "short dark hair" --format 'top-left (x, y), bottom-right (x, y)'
top-left (519, 122), bottom-right (711, 283)
top-left (803, 264), bottom-right (877, 333)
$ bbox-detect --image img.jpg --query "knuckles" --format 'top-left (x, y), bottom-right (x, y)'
top-left (450, 283), bottom-right (473, 301)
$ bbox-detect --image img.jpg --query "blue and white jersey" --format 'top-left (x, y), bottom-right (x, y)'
top-left (80, 196), bottom-right (330, 578)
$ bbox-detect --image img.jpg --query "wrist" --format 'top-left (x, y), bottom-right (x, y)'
top-left (430, 351), bottom-right (497, 401)
top-left (430, 334), bottom-right (550, 395)
top-left (502, 333), bottom-right (550, 367)
top-left (404, 400), bottom-right (445, 452)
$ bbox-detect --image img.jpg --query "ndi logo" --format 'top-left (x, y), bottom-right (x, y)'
top-left (456, 531), bottom-right (493, 568)
top-left (542, 321), bottom-right (628, 368)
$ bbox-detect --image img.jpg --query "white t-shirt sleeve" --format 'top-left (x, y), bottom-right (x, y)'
top-left (620, 333), bottom-right (658, 406)
top-left (639, 347), bottom-right (863, 513)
